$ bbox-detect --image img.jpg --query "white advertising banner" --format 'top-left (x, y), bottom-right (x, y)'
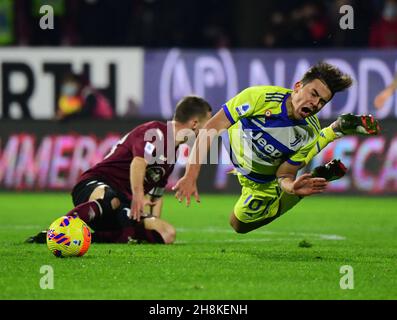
top-left (0, 47), bottom-right (144, 119)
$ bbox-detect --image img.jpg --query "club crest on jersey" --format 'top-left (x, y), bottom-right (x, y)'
top-left (236, 104), bottom-right (250, 116)
top-left (145, 166), bottom-right (166, 183)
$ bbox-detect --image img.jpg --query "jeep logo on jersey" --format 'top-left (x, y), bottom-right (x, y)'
top-left (245, 131), bottom-right (283, 158)
top-left (145, 166), bottom-right (166, 183)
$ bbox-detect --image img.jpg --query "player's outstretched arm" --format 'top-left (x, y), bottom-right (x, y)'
top-left (276, 161), bottom-right (328, 196)
top-left (173, 109), bottom-right (231, 206)
top-left (374, 74), bottom-right (397, 109)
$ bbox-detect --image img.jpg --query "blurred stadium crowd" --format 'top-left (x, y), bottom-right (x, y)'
top-left (1, 0), bottom-right (396, 48)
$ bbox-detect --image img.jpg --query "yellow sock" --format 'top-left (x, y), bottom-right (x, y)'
top-left (305, 126), bottom-right (337, 165)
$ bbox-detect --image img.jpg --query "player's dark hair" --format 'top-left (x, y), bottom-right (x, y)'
top-left (173, 96), bottom-right (212, 123)
top-left (301, 62), bottom-right (353, 96)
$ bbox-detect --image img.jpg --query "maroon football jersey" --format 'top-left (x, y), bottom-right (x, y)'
top-left (78, 121), bottom-right (177, 201)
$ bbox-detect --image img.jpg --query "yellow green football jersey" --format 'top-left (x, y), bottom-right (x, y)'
top-left (222, 85), bottom-right (321, 183)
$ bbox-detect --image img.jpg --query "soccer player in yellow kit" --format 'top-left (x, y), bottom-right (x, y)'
top-left (173, 62), bottom-right (380, 233)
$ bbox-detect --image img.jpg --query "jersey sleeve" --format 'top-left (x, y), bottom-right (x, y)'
top-left (222, 87), bottom-right (264, 124)
top-left (127, 123), bottom-right (163, 159)
top-left (129, 130), bottom-right (146, 158)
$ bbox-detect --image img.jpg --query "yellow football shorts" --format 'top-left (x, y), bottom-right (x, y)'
top-left (233, 174), bottom-right (302, 224)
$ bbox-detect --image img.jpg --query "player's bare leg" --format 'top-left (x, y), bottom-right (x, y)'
top-left (25, 184), bottom-right (120, 243)
top-left (116, 196), bottom-right (175, 244)
top-left (141, 217), bottom-right (176, 244)
top-left (88, 187), bottom-right (174, 244)
top-left (26, 184), bottom-right (173, 244)
top-left (89, 185), bottom-right (121, 210)
top-left (91, 214), bottom-right (176, 244)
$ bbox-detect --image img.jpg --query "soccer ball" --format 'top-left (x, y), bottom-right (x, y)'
top-left (47, 216), bottom-right (91, 258)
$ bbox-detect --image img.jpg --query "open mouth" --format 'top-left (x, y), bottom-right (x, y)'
top-left (300, 107), bottom-right (312, 117)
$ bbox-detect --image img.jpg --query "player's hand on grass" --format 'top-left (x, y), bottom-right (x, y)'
top-left (292, 173), bottom-right (328, 196)
top-left (130, 191), bottom-right (155, 222)
top-left (172, 176), bottom-right (200, 207)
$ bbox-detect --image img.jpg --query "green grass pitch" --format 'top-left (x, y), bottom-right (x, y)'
top-left (0, 192), bottom-right (396, 300)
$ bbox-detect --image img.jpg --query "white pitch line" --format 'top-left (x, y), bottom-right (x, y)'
top-left (0, 225), bottom-right (346, 241)
top-left (176, 238), bottom-right (304, 244)
top-left (176, 227), bottom-right (346, 240)
top-left (0, 224), bottom-right (43, 230)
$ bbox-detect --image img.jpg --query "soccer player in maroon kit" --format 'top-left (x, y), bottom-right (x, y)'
top-left (27, 96), bottom-right (212, 244)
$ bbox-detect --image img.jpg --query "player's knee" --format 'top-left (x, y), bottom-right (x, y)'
top-left (102, 187), bottom-right (121, 212)
top-left (144, 218), bottom-right (176, 244)
top-left (101, 187), bottom-right (120, 210)
top-left (229, 213), bottom-right (250, 234)
top-left (89, 185), bottom-right (121, 213)
top-left (89, 186), bottom-right (105, 202)
top-left (231, 223), bottom-right (250, 234)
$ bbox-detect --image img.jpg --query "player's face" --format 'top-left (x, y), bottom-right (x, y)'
top-left (291, 79), bottom-right (332, 120)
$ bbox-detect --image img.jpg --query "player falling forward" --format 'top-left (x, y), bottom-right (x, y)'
top-left (173, 62), bottom-right (380, 233)
top-left (27, 96), bottom-right (212, 244)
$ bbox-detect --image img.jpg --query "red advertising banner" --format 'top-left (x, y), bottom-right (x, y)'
top-left (1, 119), bottom-right (396, 194)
